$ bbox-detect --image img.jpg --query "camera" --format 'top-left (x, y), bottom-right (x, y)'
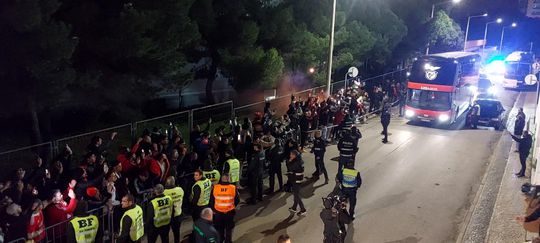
top-left (323, 195), bottom-right (347, 211)
top-left (522, 183), bottom-right (540, 198)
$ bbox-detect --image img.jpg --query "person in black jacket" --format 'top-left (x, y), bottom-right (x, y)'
top-left (193, 208), bottom-right (220, 243)
top-left (287, 150), bottom-right (306, 215)
top-left (320, 196), bottom-right (352, 243)
top-left (311, 131), bottom-right (329, 183)
top-left (337, 130), bottom-right (357, 174)
top-left (247, 144), bottom-right (264, 204)
top-left (381, 106), bottom-right (391, 143)
top-left (267, 139), bottom-right (284, 194)
top-left (511, 131), bottom-right (533, 177)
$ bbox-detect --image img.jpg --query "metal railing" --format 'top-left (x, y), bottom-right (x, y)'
top-left (0, 68), bottom-right (406, 173)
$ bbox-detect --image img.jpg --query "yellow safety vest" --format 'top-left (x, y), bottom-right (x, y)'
top-left (70, 215), bottom-right (99, 243)
top-left (191, 178), bottom-right (212, 206)
top-left (119, 205), bottom-right (144, 241)
top-left (203, 170), bottom-right (221, 185)
top-left (164, 187), bottom-right (184, 217)
top-left (225, 159), bottom-right (240, 183)
top-left (342, 168), bottom-right (359, 188)
top-left (150, 195), bottom-right (173, 228)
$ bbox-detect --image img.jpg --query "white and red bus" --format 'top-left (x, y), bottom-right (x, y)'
top-left (405, 52), bottom-right (480, 125)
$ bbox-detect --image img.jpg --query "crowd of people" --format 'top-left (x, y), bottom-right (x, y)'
top-left (0, 79), bottom-right (405, 243)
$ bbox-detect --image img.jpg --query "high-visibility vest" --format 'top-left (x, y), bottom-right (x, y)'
top-left (191, 178), bottom-right (212, 206)
top-left (203, 170), bottom-right (221, 185)
top-left (120, 205), bottom-right (144, 241)
top-left (342, 168), bottom-right (359, 188)
top-left (70, 215), bottom-right (99, 243)
top-left (224, 159), bottom-right (241, 183)
top-left (213, 184), bottom-right (236, 213)
top-left (164, 187), bottom-right (184, 217)
top-left (150, 195), bottom-right (173, 228)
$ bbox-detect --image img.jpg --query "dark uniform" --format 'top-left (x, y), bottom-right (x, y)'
top-left (193, 218), bottom-right (220, 243)
top-left (287, 153), bottom-right (306, 213)
top-left (381, 107), bottom-right (391, 143)
top-left (338, 164), bottom-right (362, 218)
top-left (267, 142), bottom-right (284, 193)
top-left (311, 136), bottom-right (329, 181)
top-left (511, 132), bottom-right (533, 177)
top-left (247, 150), bottom-right (265, 204)
top-left (337, 132), bottom-right (357, 174)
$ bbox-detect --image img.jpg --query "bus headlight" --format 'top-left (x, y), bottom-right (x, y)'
top-left (468, 86), bottom-right (478, 93)
top-left (405, 109), bottom-right (415, 118)
top-left (488, 86), bottom-right (496, 94)
top-left (438, 114), bottom-right (450, 122)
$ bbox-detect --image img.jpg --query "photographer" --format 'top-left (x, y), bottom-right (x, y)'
top-left (320, 196), bottom-right (352, 243)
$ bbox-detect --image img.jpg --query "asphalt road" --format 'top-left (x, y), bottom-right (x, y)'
top-left (221, 89), bottom-right (521, 243)
top-left (163, 88), bottom-right (522, 243)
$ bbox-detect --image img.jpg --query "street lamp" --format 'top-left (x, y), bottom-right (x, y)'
top-left (326, 0), bottom-right (337, 95)
top-left (426, 0), bottom-right (463, 54)
top-left (463, 13), bottom-right (488, 51)
top-left (482, 18), bottom-right (503, 53)
top-left (499, 22), bottom-right (517, 53)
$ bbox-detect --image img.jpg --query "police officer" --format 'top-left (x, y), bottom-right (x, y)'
top-left (311, 130), bottom-right (329, 183)
top-left (337, 130), bottom-right (357, 173)
top-left (164, 176), bottom-right (184, 243)
top-left (338, 161), bottom-right (362, 219)
top-left (147, 184), bottom-right (172, 243)
top-left (247, 144), bottom-right (264, 204)
top-left (223, 149), bottom-right (241, 186)
top-left (67, 200), bottom-right (101, 243)
top-left (267, 139), bottom-right (284, 194)
top-left (381, 106), bottom-right (391, 143)
top-left (471, 101), bottom-right (481, 129)
top-left (202, 159), bottom-right (221, 185)
top-left (210, 174), bottom-right (240, 243)
top-left (191, 169), bottom-right (212, 221)
top-left (118, 194), bottom-right (144, 243)
top-left (287, 150), bottom-right (306, 216)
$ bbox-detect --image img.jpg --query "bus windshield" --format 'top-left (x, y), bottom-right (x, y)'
top-left (407, 90), bottom-right (451, 111)
top-left (410, 59), bottom-right (457, 85)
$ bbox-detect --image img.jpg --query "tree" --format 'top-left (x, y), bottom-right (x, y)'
top-left (428, 10), bottom-right (464, 53)
top-left (0, 0), bottom-right (78, 143)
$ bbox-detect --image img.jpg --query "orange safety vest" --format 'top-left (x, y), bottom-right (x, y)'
top-left (212, 184), bottom-right (236, 213)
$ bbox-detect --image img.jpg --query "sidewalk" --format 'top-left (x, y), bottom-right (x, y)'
top-left (486, 91), bottom-right (538, 243)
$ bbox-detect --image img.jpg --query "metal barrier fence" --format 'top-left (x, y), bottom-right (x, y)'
top-left (55, 124), bottom-right (133, 163)
top-left (0, 69), bottom-right (407, 174)
top-left (134, 111), bottom-right (190, 141)
top-left (0, 142), bottom-right (53, 178)
top-left (192, 101), bottom-right (234, 134)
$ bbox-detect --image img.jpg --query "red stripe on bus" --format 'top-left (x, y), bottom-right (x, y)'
top-left (407, 82), bottom-right (454, 92)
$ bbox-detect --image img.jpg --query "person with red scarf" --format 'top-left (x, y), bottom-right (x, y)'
top-left (27, 199), bottom-right (45, 242)
top-left (44, 180), bottom-right (78, 241)
top-left (149, 153), bottom-right (170, 184)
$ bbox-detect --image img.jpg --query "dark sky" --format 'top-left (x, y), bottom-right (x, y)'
top-left (443, 0), bottom-right (539, 52)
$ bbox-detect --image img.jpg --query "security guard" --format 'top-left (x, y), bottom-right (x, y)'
top-left (338, 161), bottom-right (362, 219)
top-left (210, 174), bottom-right (240, 243)
top-left (118, 194), bottom-right (144, 243)
top-left (147, 184), bottom-right (172, 243)
top-left (67, 200), bottom-right (101, 243)
top-left (223, 149), bottom-right (241, 185)
top-left (202, 159), bottom-right (221, 185)
top-left (337, 130), bottom-right (357, 173)
top-left (311, 130), bottom-right (329, 183)
top-left (191, 169), bottom-right (212, 221)
top-left (164, 176), bottom-right (184, 243)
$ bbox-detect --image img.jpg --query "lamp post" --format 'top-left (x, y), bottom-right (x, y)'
top-left (483, 18), bottom-right (503, 53)
top-left (426, 0), bottom-right (462, 55)
top-left (499, 22), bottom-right (517, 53)
top-left (463, 13), bottom-right (488, 51)
top-left (326, 0), bottom-right (337, 95)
